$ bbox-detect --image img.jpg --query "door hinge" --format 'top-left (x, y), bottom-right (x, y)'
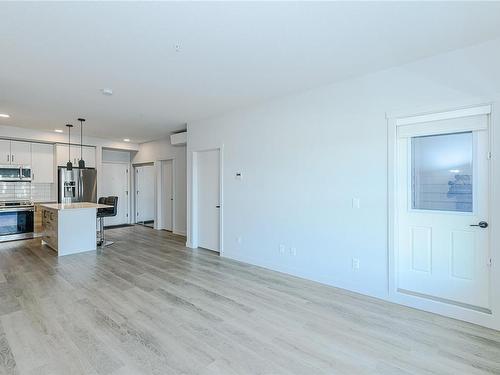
top-left (488, 258), bottom-right (492, 267)
top-left (487, 152), bottom-right (492, 160)
top-left (126, 213), bottom-right (128, 218)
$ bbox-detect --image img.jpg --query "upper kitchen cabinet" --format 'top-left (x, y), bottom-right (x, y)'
top-left (82, 146), bottom-right (96, 168)
top-left (56, 144), bottom-right (96, 168)
top-left (0, 140), bottom-right (11, 164)
top-left (31, 143), bottom-right (54, 183)
top-left (11, 141), bottom-right (32, 165)
top-left (0, 140), bottom-right (32, 165)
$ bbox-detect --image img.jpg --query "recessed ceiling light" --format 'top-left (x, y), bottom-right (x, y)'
top-left (123, 138), bottom-right (130, 142)
top-left (0, 113), bottom-right (10, 118)
top-left (100, 88), bottom-right (113, 96)
top-left (54, 129), bottom-right (64, 133)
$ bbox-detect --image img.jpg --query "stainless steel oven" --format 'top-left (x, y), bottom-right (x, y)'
top-left (0, 165), bottom-right (32, 181)
top-left (0, 201), bottom-right (34, 241)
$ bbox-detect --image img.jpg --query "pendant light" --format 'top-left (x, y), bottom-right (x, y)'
top-left (66, 124), bottom-right (74, 170)
top-left (78, 118), bottom-right (86, 168)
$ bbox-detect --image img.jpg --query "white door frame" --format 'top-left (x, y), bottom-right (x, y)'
top-left (191, 146), bottom-right (224, 255)
top-left (388, 101), bottom-right (500, 330)
top-left (156, 158), bottom-right (176, 232)
top-left (101, 160), bottom-right (131, 224)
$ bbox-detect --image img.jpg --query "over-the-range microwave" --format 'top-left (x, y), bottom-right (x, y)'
top-left (0, 165), bottom-right (32, 181)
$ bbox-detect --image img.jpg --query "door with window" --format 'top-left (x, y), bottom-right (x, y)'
top-left (397, 114), bottom-right (491, 310)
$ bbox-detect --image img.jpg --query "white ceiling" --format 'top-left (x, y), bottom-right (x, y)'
top-left (1, 2), bottom-right (500, 143)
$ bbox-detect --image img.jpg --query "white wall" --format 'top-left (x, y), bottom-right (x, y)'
top-left (187, 38), bottom-right (500, 300)
top-left (133, 137), bottom-right (187, 235)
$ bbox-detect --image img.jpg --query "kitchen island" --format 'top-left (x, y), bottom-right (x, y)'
top-left (40, 202), bottom-right (112, 256)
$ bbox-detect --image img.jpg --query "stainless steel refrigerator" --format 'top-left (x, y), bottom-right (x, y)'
top-left (58, 167), bottom-right (97, 204)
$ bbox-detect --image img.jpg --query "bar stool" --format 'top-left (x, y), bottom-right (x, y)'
top-left (97, 196), bottom-right (118, 247)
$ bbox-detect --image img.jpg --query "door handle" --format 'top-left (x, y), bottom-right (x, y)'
top-left (216, 205), bottom-right (220, 208)
top-left (470, 221), bottom-right (488, 228)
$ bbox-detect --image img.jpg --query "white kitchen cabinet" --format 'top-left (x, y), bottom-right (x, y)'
top-left (0, 140), bottom-right (11, 164)
top-left (81, 146), bottom-right (96, 168)
top-left (0, 140), bottom-right (32, 165)
top-left (56, 144), bottom-right (69, 167)
top-left (10, 141), bottom-right (31, 165)
top-left (32, 143), bottom-right (54, 183)
top-left (56, 144), bottom-right (96, 168)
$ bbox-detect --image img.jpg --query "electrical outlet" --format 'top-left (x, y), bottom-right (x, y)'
top-left (279, 244), bottom-right (286, 254)
top-left (290, 247), bottom-right (297, 256)
top-left (352, 258), bottom-right (360, 270)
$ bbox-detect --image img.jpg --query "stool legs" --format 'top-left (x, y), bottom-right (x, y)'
top-left (97, 217), bottom-right (114, 247)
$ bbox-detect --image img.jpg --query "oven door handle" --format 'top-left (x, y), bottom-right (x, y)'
top-left (0, 207), bottom-right (34, 213)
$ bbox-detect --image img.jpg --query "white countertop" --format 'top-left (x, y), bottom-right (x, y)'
top-left (40, 202), bottom-right (112, 210)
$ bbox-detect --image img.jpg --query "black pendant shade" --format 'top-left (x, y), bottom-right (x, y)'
top-left (66, 124), bottom-right (73, 171)
top-left (78, 118), bottom-right (86, 168)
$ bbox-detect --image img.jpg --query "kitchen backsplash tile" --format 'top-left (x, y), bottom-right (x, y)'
top-left (0, 182), bottom-right (54, 202)
top-left (31, 183), bottom-right (54, 202)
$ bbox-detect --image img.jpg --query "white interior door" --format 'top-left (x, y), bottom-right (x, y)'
top-left (397, 115), bottom-right (491, 310)
top-left (135, 164), bottom-right (155, 223)
top-left (101, 163), bottom-right (129, 226)
top-left (162, 160), bottom-right (173, 231)
top-left (197, 149), bottom-right (220, 252)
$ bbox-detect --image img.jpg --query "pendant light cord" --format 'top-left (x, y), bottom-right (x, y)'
top-left (77, 118), bottom-right (86, 168)
top-left (68, 126), bottom-right (71, 161)
top-left (80, 119), bottom-right (83, 160)
top-left (66, 124), bottom-right (73, 168)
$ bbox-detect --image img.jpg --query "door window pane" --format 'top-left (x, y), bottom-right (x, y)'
top-left (412, 132), bottom-right (473, 212)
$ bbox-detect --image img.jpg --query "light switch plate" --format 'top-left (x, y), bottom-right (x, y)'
top-left (352, 198), bottom-right (360, 209)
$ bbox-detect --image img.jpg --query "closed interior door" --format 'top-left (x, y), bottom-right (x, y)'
top-left (397, 115), bottom-right (491, 310)
top-left (31, 143), bottom-right (54, 183)
top-left (163, 160), bottom-right (173, 231)
top-left (135, 164), bottom-right (155, 223)
top-left (197, 149), bottom-right (220, 252)
top-left (101, 163), bottom-right (129, 226)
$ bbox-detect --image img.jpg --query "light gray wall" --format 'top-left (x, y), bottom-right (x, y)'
top-left (187, 37), bottom-right (500, 299)
top-left (133, 138), bottom-right (187, 235)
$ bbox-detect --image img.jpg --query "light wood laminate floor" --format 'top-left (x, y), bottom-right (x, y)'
top-left (0, 225), bottom-right (499, 375)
